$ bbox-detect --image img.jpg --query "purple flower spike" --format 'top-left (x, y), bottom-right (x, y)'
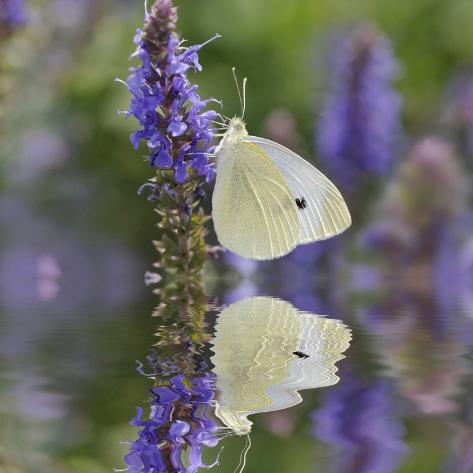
top-left (124, 0), bottom-right (219, 185)
top-left (318, 24), bottom-right (402, 190)
top-left (124, 0), bottom-right (222, 277)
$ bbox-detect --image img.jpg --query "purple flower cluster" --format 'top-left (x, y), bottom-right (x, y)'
top-left (125, 0), bottom-right (218, 185)
top-left (312, 373), bottom-right (408, 473)
top-left (124, 373), bottom-right (220, 473)
top-left (317, 25), bottom-right (402, 190)
top-left (355, 137), bottom-right (471, 322)
top-left (0, 0), bottom-right (26, 28)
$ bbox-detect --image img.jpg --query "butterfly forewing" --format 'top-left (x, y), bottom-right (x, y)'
top-left (212, 140), bottom-right (300, 260)
top-left (246, 136), bottom-right (352, 244)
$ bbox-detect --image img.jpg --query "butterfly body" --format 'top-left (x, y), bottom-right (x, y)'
top-left (212, 117), bottom-right (351, 260)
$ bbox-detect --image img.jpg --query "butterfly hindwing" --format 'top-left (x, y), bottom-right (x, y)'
top-left (246, 136), bottom-right (352, 243)
top-left (212, 140), bottom-right (300, 260)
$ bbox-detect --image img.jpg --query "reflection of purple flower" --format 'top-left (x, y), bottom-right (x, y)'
top-left (224, 252), bottom-right (258, 279)
top-left (432, 225), bottom-right (466, 316)
top-left (0, 0), bottom-right (27, 28)
top-left (318, 25), bottom-right (401, 190)
top-left (349, 264), bottom-right (382, 292)
top-left (458, 232), bottom-right (473, 322)
top-left (223, 252), bottom-right (258, 303)
top-left (281, 239), bottom-right (338, 313)
top-left (312, 373), bottom-right (408, 473)
top-left (125, 0), bottom-right (218, 185)
top-left (124, 374), bottom-right (220, 473)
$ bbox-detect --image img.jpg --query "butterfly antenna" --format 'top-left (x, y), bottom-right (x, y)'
top-left (242, 76), bottom-right (247, 119)
top-left (232, 433), bottom-right (251, 473)
top-left (239, 434), bottom-right (251, 473)
top-left (232, 435), bottom-right (245, 473)
top-left (232, 67), bottom-right (244, 118)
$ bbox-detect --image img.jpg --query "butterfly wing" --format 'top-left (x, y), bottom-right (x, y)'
top-left (246, 136), bottom-right (351, 243)
top-left (212, 140), bottom-right (300, 260)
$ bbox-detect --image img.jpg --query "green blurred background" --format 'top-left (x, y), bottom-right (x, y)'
top-left (2, 0), bottom-right (473, 472)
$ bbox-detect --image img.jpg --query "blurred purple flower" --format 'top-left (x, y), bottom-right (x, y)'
top-left (124, 0), bottom-right (219, 185)
top-left (349, 264), bottom-right (382, 292)
top-left (458, 231), bottom-right (473, 320)
top-left (443, 75), bottom-right (473, 161)
top-left (36, 254), bottom-right (61, 302)
top-left (312, 373), bottom-right (408, 473)
top-left (356, 137), bottom-right (471, 319)
top-left (318, 24), bottom-right (402, 190)
top-left (0, 0), bottom-right (26, 28)
top-left (124, 373), bottom-right (220, 473)
top-left (14, 130), bottom-right (66, 184)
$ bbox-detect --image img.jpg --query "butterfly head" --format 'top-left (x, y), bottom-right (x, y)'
top-left (217, 117), bottom-right (248, 153)
top-left (227, 117), bottom-right (247, 139)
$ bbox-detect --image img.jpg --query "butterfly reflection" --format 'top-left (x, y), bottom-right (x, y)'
top-left (211, 296), bottom-right (351, 435)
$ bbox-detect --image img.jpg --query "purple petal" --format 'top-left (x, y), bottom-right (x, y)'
top-left (148, 131), bottom-right (168, 149)
top-left (168, 118), bottom-right (188, 137)
top-left (133, 28), bottom-right (142, 45)
top-left (168, 420), bottom-right (191, 440)
top-left (151, 386), bottom-right (180, 402)
top-left (151, 149), bottom-right (173, 168)
top-left (190, 154), bottom-right (208, 173)
top-left (205, 166), bottom-right (215, 183)
top-left (127, 70), bottom-right (144, 97)
top-left (175, 161), bottom-right (188, 183)
top-left (130, 131), bottom-right (142, 150)
top-left (130, 407), bottom-right (145, 426)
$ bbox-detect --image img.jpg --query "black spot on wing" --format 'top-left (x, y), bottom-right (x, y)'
top-left (293, 351), bottom-right (309, 359)
top-left (295, 197), bottom-right (307, 210)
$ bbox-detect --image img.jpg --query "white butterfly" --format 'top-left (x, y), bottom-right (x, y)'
top-left (211, 296), bottom-right (351, 435)
top-left (211, 76), bottom-right (351, 260)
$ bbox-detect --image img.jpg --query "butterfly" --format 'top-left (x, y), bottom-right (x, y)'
top-left (211, 75), bottom-right (351, 260)
top-left (211, 296), bottom-right (351, 435)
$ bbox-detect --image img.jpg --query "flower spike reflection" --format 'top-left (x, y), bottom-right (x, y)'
top-left (121, 267), bottom-right (221, 472)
